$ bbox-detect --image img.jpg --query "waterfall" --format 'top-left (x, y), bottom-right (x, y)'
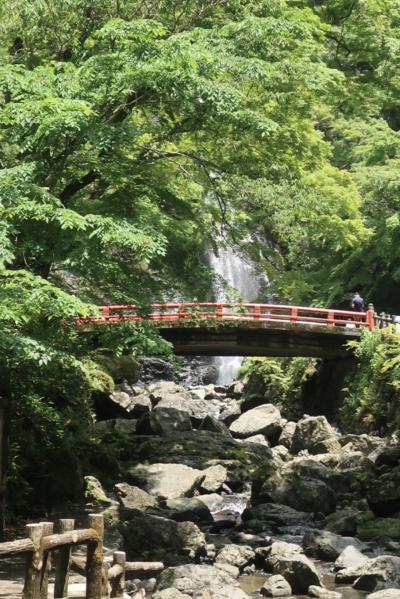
top-left (208, 244), bottom-right (263, 385)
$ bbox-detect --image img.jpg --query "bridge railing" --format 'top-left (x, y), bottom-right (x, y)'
top-left (75, 303), bottom-right (376, 330)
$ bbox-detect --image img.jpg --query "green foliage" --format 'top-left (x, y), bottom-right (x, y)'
top-left (240, 357), bottom-right (316, 405)
top-left (342, 328), bottom-right (400, 432)
top-left (0, 0), bottom-right (399, 517)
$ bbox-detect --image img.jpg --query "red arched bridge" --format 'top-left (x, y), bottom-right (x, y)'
top-left (76, 303), bottom-right (379, 358)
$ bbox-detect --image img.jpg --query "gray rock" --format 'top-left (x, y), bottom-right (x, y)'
top-left (114, 483), bottom-right (157, 511)
top-left (279, 421), bottom-right (296, 450)
top-left (127, 431), bottom-right (272, 485)
top-left (292, 416), bottom-right (337, 454)
top-left (128, 463), bottom-right (204, 499)
top-left (215, 544), bottom-right (255, 569)
top-left (367, 467), bottom-right (400, 516)
top-left (229, 404), bottom-right (283, 440)
top-left (266, 541), bottom-right (322, 594)
top-left (214, 562), bottom-right (240, 578)
top-left (148, 381), bottom-right (190, 404)
top-left (121, 511), bottom-right (206, 564)
top-left (152, 590), bottom-right (191, 599)
top-left (155, 564), bottom-right (248, 597)
top-left (367, 591), bottom-right (400, 599)
top-left (323, 510), bottom-right (359, 536)
top-left (335, 556), bottom-right (400, 590)
top-left (114, 418), bottom-right (137, 434)
top-left (339, 434), bottom-right (383, 455)
top-left (243, 503), bottom-right (312, 528)
top-left (201, 465), bottom-right (228, 492)
top-left (308, 586), bottom-right (342, 599)
top-left (369, 445), bottom-right (400, 467)
top-left (255, 473), bottom-right (336, 514)
top-left (303, 530), bottom-right (365, 561)
top-left (163, 497), bottom-right (212, 523)
top-left (335, 545), bottom-right (368, 571)
top-left (136, 407), bottom-right (192, 436)
top-left (242, 434), bottom-right (270, 447)
top-left (199, 416), bottom-right (232, 437)
top-left (84, 476), bottom-right (112, 505)
top-left (261, 574), bottom-right (292, 597)
top-left (353, 556), bottom-right (400, 592)
top-left (220, 400), bottom-right (242, 424)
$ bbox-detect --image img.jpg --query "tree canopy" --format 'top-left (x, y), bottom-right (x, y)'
top-left (0, 0), bottom-right (399, 518)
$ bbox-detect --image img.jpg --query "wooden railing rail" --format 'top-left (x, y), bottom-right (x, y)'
top-left (75, 302), bottom-right (377, 331)
top-left (0, 514), bottom-right (164, 599)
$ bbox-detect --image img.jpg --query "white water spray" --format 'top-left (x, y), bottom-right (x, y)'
top-left (208, 244), bottom-right (263, 384)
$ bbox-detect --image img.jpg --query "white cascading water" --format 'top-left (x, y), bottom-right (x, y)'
top-left (208, 244), bottom-right (262, 384)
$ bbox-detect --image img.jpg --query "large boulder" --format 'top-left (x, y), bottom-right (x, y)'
top-left (163, 497), bottom-right (212, 524)
top-left (84, 476), bottom-right (112, 505)
top-left (114, 483), bottom-right (157, 512)
top-left (215, 544), bottom-right (255, 570)
top-left (353, 556), bottom-right (400, 591)
top-left (254, 472), bottom-right (336, 514)
top-left (261, 575), bottom-right (292, 597)
top-left (126, 431), bottom-right (272, 489)
top-left (302, 529), bottom-right (366, 561)
top-left (322, 509), bottom-right (360, 536)
top-left (128, 463), bottom-right (204, 499)
top-left (155, 564), bottom-right (250, 598)
top-left (199, 416), bottom-right (232, 437)
top-left (308, 587), bottom-right (343, 599)
top-left (153, 591), bottom-right (191, 599)
top-left (291, 416), bottom-right (337, 454)
top-left (366, 467), bottom-right (400, 516)
top-left (278, 422), bottom-right (296, 450)
top-left (334, 546), bottom-right (369, 571)
top-left (339, 434), bottom-right (383, 455)
top-left (136, 407), bottom-right (192, 436)
top-left (229, 405), bottom-right (283, 440)
top-left (148, 381), bottom-right (191, 404)
top-left (367, 591), bottom-right (400, 599)
top-left (201, 465), bottom-right (228, 493)
top-left (242, 503), bottom-right (313, 530)
top-left (121, 511), bottom-right (206, 564)
top-left (335, 556), bottom-right (400, 591)
top-left (265, 541), bottom-right (322, 594)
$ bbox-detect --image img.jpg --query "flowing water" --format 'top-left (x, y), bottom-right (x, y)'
top-left (208, 243), bottom-right (264, 384)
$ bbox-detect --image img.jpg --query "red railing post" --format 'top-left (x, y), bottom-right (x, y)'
top-left (253, 305), bottom-right (260, 320)
top-left (216, 304), bottom-right (223, 319)
top-left (366, 303), bottom-right (375, 330)
top-left (178, 304), bottom-right (186, 320)
top-left (327, 311), bottom-right (334, 327)
top-left (290, 308), bottom-right (298, 323)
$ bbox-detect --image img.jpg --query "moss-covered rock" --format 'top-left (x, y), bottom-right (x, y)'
top-left (358, 516), bottom-right (400, 541)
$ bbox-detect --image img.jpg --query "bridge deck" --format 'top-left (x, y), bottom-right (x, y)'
top-left (76, 303), bottom-right (372, 358)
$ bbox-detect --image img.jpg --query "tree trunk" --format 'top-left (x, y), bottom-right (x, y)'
top-left (0, 393), bottom-right (10, 540)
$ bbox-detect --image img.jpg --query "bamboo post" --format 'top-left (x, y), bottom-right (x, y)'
top-left (40, 522), bottom-right (54, 599)
top-left (23, 523), bottom-right (44, 599)
top-left (86, 514), bottom-right (105, 599)
top-left (110, 551), bottom-right (126, 598)
top-left (54, 519), bottom-right (75, 598)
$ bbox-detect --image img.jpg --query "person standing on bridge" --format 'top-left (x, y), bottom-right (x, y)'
top-left (351, 291), bottom-right (365, 312)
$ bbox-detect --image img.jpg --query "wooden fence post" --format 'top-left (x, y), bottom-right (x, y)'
top-left (23, 523), bottom-right (44, 599)
top-left (86, 514), bottom-right (105, 599)
top-left (110, 551), bottom-right (126, 598)
top-left (367, 303), bottom-right (375, 330)
top-left (54, 518), bottom-right (75, 598)
top-left (40, 522), bottom-right (54, 599)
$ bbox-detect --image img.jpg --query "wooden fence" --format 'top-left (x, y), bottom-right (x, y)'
top-left (0, 514), bottom-right (163, 598)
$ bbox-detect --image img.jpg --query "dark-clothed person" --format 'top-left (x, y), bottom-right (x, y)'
top-left (351, 292), bottom-right (365, 312)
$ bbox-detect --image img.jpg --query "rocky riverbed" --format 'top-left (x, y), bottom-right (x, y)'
top-left (4, 367), bottom-right (400, 599)
top-left (81, 367), bottom-right (400, 599)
